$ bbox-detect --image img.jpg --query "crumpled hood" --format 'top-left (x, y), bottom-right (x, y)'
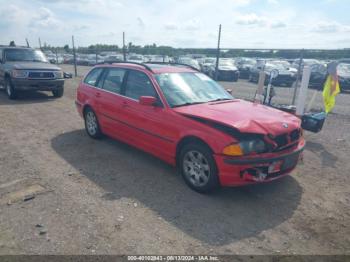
top-left (174, 99), bottom-right (301, 136)
top-left (8, 62), bottom-right (61, 71)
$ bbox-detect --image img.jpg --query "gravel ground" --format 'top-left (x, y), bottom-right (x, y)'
top-left (0, 65), bottom-right (349, 255)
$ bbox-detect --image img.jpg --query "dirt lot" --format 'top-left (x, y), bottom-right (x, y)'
top-left (0, 64), bottom-right (349, 255)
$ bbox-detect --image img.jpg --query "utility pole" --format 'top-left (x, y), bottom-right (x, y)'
top-left (72, 35), bottom-right (77, 77)
top-left (292, 49), bottom-right (304, 105)
top-left (38, 38), bottom-right (42, 50)
top-left (123, 32), bottom-right (126, 62)
top-left (214, 24), bottom-right (222, 81)
top-left (55, 48), bottom-right (58, 64)
top-left (25, 38), bottom-right (30, 47)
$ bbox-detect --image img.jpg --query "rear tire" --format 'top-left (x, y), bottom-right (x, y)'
top-left (5, 77), bottom-right (17, 100)
top-left (52, 87), bottom-right (64, 98)
top-left (179, 142), bottom-right (219, 193)
top-left (84, 107), bottom-right (103, 139)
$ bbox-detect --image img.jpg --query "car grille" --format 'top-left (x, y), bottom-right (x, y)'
top-left (28, 71), bottom-right (55, 79)
top-left (272, 128), bottom-right (301, 151)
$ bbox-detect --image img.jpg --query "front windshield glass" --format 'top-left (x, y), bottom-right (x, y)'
top-left (219, 60), bottom-right (234, 66)
top-left (155, 72), bottom-right (233, 107)
top-left (338, 63), bottom-right (350, 74)
top-left (265, 63), bottom-right (285, 71)
top-left (5, 49), bottom-right (48, 62)
top-left (204, 58), bottom-right (215, 64)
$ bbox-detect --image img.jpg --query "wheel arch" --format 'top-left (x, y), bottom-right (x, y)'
top-left (175, 135), bottom-right (213, 166)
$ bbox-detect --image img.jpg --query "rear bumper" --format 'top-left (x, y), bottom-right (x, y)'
top-left (214, 139), bottom-right (305, 186)
top-left (12, 78), bottom-right (64, 91)
top-left (218, 71), bottom-right (239, 81)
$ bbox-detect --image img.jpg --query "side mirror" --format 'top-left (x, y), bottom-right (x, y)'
top-left (139, 96), bottom-right (157, 106)
top-left (64, 72), bottom-right (73, 79)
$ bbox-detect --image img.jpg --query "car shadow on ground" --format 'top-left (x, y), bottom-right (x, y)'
top-left (51, 129), bottom-right (302, 246)
top-left (305, 141), bottom-right (338, 168)
top-left (0, 90), bottom-right (56, 105)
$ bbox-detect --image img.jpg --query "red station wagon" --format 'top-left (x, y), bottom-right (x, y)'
top-left (75, 62), bottom-right (305, 193)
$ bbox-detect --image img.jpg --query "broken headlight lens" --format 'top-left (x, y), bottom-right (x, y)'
top-left (239, 139), bottom-right (266, 155)
top-left (223, 139), bottom-right (266, 156)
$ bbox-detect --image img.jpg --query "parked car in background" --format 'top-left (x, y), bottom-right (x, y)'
top-left (104, 54), bottom-right (123, 63)
top-left (177, 57), bottom-right (201, 70)
top-left (208, 59), bottom-right (239, 81)
top-left (0, 46), bottom-right (67, 99)
top-left (128, 54), bottom-right (144, 63)
top-left (235, 57), bottom-right (256, 79)
top-left (76, 62), bottom-right (305, 193)
top-left (338, 63), bottom-right (350, 92)
top-left (249, 63), bottom-right (296, 87)
top-left (270, 60), bottom-right (297, 74)
top-left (308, 63), bottom-right (327, 89)
top-left (201, 57), bottom-right (216, 75)
top-left (147, 55), bottom-right (170, 63)
top-left (291, 59), bottom-right (320, 70)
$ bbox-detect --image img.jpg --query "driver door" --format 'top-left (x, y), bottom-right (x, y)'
top-left (117, 69), bottom-right (177, 162)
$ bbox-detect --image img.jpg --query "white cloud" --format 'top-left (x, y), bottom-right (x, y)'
top-left (164, 23), bottom-right (178, 31)
top-left (1, 0), bottom-right (350, 49)
top-left (137, 17), bottom-right (145, 28)
top-left (29, 7), bottom-right (62, 29)
top-left (235, 13), bottom-right (267, 26)
top-left (312, 21), bottom-right (350, 33)
top-left (270, 21), bottom-right (287, 28)
top-left (184, 19), bottom-right (200, 30)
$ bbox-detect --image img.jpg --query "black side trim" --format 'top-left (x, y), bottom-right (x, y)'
top-left (100, 113), bottom-right (174, 143)
top-left (223, 146), bottom-right (304, 165)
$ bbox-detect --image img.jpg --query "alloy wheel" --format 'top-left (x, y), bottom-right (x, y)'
top-left (183, 150), bottom-right (211, 187)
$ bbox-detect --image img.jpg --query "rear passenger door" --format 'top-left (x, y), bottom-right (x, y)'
top-left (97, 67), bottom-right (127, 136)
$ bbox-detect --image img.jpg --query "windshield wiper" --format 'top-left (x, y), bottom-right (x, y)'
top-left (172, 101), bottom-right (206, 108)
top-left (208, 98), bottom-right (233, 102)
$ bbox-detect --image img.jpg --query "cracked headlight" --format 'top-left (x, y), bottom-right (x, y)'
top-left (223, 139), bottom-right (266, 156)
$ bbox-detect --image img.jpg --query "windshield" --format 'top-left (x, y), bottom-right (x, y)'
top-left (219, 60), bottom-right (234, 66)
top-left (155, 72), bottom-right (233, 107)
top-left (5, 49), bottom-right (48, 62)
top-left (338, 63), bottom-right (350, 74)
top-left (129, 56), bottom-right (143, 60)
top-left (265, 63), bottom-right (285, 71)
top-left (204, 58), bottom-right (215, 64)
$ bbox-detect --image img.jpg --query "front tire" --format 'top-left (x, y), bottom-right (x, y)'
top-left (52, 87), bottom-right (64, 98)
top-left (84, 108), bottom-right (103, 139)
top-left (179, 143), bottom-right (219, 193)
top-left (5, 77), bottom-right (18, 100)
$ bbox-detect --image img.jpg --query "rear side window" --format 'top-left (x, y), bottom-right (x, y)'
top-left (124, 70), bottom-right (156, 100)
top-left (102, 68), bottom-right (126, 94)
top-left (84, 68), bottom-right (104, 86)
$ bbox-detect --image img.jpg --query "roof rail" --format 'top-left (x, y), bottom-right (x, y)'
top-left (103, 61), bottom-right (153, 72)
top-left (145, 62), bottom-right (200, 72)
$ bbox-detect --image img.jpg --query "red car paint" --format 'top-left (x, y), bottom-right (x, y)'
top-left (76, 63), bottom-right (305, 187)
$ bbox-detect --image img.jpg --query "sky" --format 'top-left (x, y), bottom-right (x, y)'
top-left (0, 0), bottom-right (350, 49)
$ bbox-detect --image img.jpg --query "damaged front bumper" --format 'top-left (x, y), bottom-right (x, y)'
top-left (214, 139), bottom-right (305, 186)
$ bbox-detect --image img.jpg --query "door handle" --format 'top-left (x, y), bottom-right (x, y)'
top-left (122, 101), bottom-right (129, 108)
top-left (95, 92), bottom-right (101, 98)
